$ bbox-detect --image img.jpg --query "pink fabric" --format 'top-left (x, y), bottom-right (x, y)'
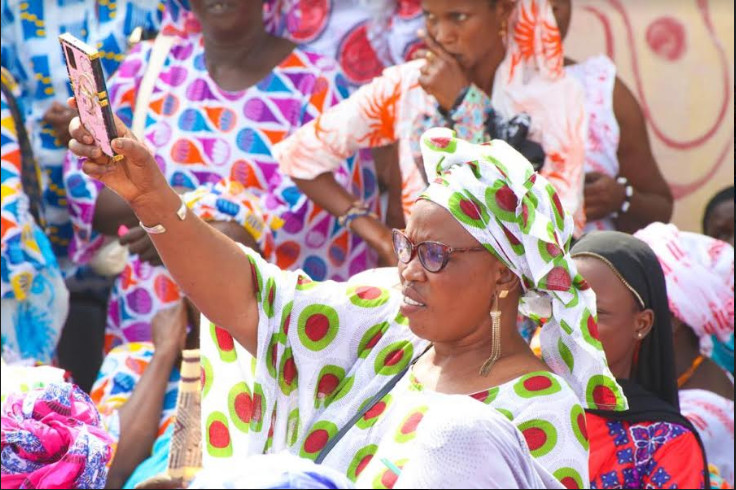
top-left (680, 389), bottom-right (734, 487)
top-left (635, 223), bottom-right (734, 355)
top-left (566, 55), bottom-right (621, 233)
top-left (1, 384), bottom-right (113, 489)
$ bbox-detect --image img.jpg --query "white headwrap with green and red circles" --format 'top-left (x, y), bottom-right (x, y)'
top-left (419, 127), bottom-right (627, 411)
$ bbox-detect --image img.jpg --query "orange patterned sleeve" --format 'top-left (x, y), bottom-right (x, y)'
top-left (274, 63), bottom-right (412, 180)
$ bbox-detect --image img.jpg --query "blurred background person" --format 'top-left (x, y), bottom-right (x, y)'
top-left (551, 0), bottom-right (673, 234)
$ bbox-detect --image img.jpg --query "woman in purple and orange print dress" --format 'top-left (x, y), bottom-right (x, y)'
top-left (64, 0), bottom-right (378, 353)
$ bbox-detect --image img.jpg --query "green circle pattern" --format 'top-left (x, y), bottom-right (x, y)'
top-left (358, 322), bottom-right (389, 359)
top-left (287, 408), bottom-right (300, 447)
top-left (374, 341), bottom-right (413, 376)
top-left (278, 347), bottom-right (298, 396)
top-left (201, 355), bottom-right (213, 399)
top-left (518, 419), bottom-right (557, 458)
top-left (297, 304), bottom-right (340, 351)
top-left (347, 285), bottom-right (390, 308)
top-left (585, 374), bottom-right (624, 410)
top-left (227, 382), bottom-right (252, 434)
top-left (263, 277), bottom-right (276, 319)
top-left (347, 444), bottom-right (378, 482)
top-left (314, 365), bottom-right (345, 409)
top-left (299, 420), bottom-right (338, 460)
top-left (580, 310), bottom-right (603, 351)
top-left (553, 467), bottom-right (584, 489)
top-left (356, 394), bottom-right (393, 430)
top-left (279, 300), bottom-right (294, 342)
top-left (449, 190), bottom-right (490, 229)
top-left (512, 372), bottom-right (562, 399)
top-left (570, 404), bottom-right (589, 451)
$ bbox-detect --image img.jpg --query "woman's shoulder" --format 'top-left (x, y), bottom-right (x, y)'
top-left (243, 243), bottom-right (404, 324)
top-left (473, 370), bottom-right (584, 422)
top-left (565, 55), bottom-right (616, 79)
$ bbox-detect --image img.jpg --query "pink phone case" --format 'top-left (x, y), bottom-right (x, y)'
top-left (59, 33), bottom-right (121, 161)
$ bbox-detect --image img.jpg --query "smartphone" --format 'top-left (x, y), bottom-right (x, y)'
top-left (59, 32), bottom-right (121, 161)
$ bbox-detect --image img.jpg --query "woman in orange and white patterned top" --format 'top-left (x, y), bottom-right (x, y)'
top-left (274, 0), bottom-right (588, 264)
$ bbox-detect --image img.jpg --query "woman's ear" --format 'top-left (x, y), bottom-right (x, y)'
top-left (496, 263), bottom-right (519, 292)
top-left (496, 0), bottom-right (516, 25)
top-left (634, 308), bottom-right (655, 340)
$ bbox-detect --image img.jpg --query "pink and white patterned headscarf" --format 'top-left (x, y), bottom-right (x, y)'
top-left (635, 222), bottom-right (734, 356)
top-left (1, 383), bottom-right (113, 489)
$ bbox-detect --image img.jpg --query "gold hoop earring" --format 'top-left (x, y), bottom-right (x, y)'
top-left (480, 289), bottom-right (507, 376)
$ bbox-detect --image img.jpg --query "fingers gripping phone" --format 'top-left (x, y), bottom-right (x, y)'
top-left (59, 32), bottom-right (122, 161)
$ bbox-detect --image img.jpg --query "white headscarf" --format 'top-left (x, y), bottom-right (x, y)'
top-left (420, 127), bottom-right (626, 411)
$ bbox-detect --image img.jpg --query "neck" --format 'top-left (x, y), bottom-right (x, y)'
top-left (203, 29), bottom-right (269, 69)
top-left (673, 324), bottom-right (702, 379)
top-left (430, 302), bottom-right (528, 376)
top-left (467, 46), bottom-right (506, 96)
top-left (610, 348), bottom-right (636, 381)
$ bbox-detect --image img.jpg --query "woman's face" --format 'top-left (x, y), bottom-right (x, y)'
top-left (705, 200), bottom-right (735, 247)
top-left (189, 0), bottom-right (264, 42)
top-left (421, 0), bottom-right (507, 72)
top-left (399, 200), bottom-right (502, 342)
top-left (574, 257), bottom-right (652, 379)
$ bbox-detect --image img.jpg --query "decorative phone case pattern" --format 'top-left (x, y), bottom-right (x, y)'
top-left (60, 35), bottom-right (120, 160)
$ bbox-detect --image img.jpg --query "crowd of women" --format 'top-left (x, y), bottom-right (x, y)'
top-left (1, 0), bottom-right (733, 489)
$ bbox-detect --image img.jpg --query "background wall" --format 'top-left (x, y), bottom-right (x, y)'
top-left (565, 0), bottom-right (734, 232)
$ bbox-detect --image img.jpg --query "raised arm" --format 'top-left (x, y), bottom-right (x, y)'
top-left (67, 103), bottom-right (259, 355)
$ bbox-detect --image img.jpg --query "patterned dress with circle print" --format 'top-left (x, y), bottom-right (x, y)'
top-left (200, 247), bottom-right (591, 488)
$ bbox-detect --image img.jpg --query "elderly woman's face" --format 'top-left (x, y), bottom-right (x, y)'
top-left (189, 0), bottom-right (264, 41)
top-left (399, 200), bottom-right (501, 342)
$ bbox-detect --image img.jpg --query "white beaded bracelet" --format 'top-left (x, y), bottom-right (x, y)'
top-left (612, 176), bottom-right (634, 219)
top-left (139, 194), bottom-right (187, 235)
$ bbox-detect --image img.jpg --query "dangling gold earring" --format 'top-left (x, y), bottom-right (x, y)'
top-left (499, 19), bottom-right (508, 46)
top-left (480, 289), bottom-right (508, 377)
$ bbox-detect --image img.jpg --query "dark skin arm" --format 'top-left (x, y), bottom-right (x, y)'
top-left (105, 302), bottom-right (187, 489)
top-left (372, 143), bottom-right (406, 230)
top-left (68, 106), bottom-right (260, 354)
top-left (94, 182), bottom-right (260, 266)
top-left (292, 172), bottom-right (396, 266)
top-left (579, 70), bottom-right (673, 231)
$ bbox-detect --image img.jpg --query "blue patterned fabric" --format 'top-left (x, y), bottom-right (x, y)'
top-left (1, 0), bottom-right (162, 265)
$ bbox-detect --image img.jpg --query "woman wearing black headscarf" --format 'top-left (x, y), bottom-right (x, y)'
top-left (571, 231), bottom-right (709, 489)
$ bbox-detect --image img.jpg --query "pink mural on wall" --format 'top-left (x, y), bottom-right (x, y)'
top-left (580, 0), bottom-right (732, 201)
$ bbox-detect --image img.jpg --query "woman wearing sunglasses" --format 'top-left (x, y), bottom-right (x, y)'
top-left (68, 112), bottom-right (623, 487)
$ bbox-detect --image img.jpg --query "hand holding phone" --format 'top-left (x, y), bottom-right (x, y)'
top-left (59, 32), bottom-right (121, 160)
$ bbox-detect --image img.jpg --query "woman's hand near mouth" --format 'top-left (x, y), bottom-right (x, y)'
top-left (415, 30), bottom-right (470, 112)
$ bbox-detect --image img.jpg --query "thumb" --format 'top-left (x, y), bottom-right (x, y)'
top-left (112, 137), bottom-right (152, 167)
top-left (113, 114), bottom-right (136, 140)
